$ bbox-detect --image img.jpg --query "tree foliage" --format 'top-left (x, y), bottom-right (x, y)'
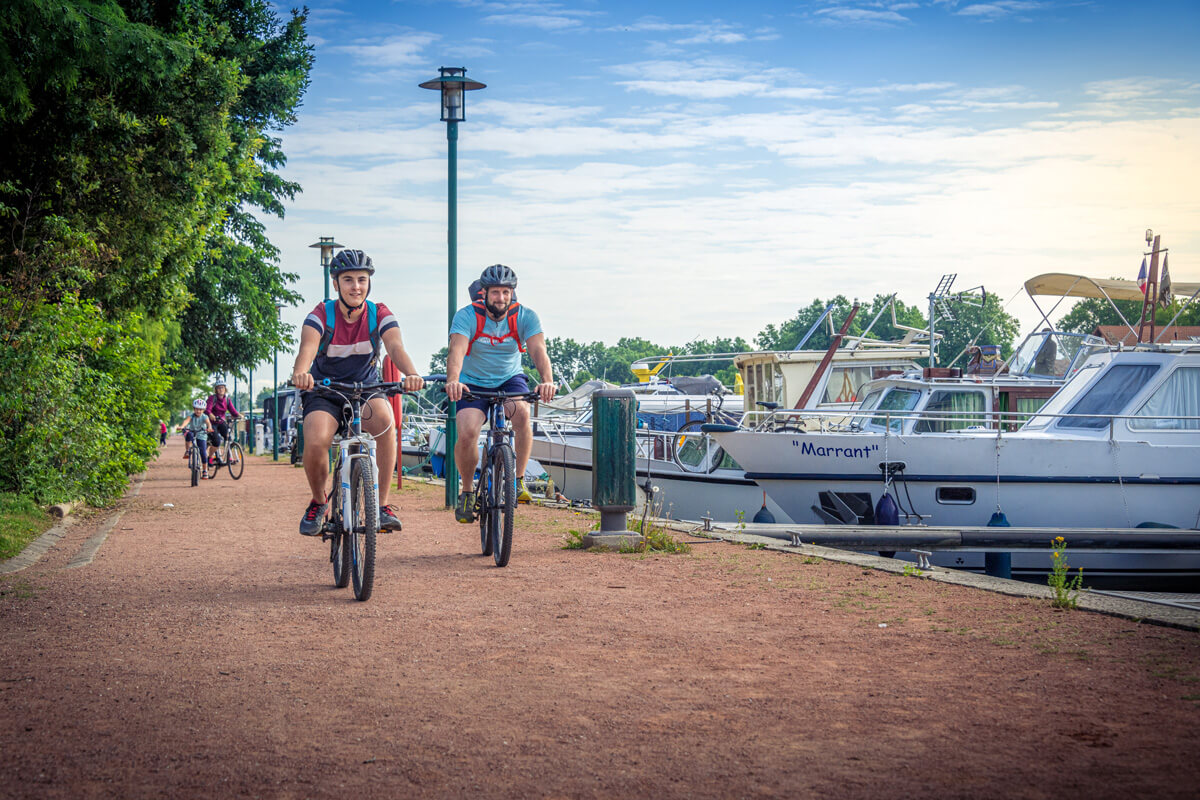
top-left (0, 1), bottom-right (312, 503)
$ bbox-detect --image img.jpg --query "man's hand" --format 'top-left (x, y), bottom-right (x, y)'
top-left (535, 381), bottom-right (556, 404)
top-left (291, 370), bottom-right (314, 391)
top-left (445, 380), bottom-right (464, 403)
top-left (403, 374), bottom-right (425, 392)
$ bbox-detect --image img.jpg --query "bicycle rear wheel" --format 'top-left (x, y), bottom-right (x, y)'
top-left (328, 458), bottom-right (350, 588)
top-left (479, 464), bottom-right (493, 556)
top-left (226, 442), bottom-right (244, 480)
top-left (349, 458), bottom-right (378, 601)
top-left (492, 443), bottom-right (516, 567)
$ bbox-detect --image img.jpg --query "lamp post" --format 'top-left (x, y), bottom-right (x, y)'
top-left (247, 365), bottom-right (255, 454)
top-left (308, 237), bottom-right (342, 302)
top-left (420, 66), bottom-right (486, 507)
top-left (273, 304), bottom-right (283, 461)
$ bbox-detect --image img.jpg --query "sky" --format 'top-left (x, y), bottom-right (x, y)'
top-left (255, 0), bottom-right (1200, 388)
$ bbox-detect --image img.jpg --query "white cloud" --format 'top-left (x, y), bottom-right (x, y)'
top-left (955, 1), bottom-right (1043, 18)
top-left (814, 7), bottom-right (911, 26)
top-left (328, 31), bottom-right (439, 67)
top-left (482, 13), bottom-right (583, 30)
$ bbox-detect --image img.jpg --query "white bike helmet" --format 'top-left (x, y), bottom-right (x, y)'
top-left (193, 398), bottom-right (206, 409)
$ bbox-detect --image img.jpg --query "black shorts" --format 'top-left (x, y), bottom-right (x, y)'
top-left (301, 392), bottom-right (345, 423)
top-left (456, 374), bottom-right (530, 415)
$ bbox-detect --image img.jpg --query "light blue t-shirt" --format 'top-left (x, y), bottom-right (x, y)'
top-left (451, 304), bottom-right (542, 387)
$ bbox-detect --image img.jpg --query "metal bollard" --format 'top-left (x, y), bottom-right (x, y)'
top-left (584, 388), bottom-right (642, 548)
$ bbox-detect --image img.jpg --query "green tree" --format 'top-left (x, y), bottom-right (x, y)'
top-left (1056, 295), bottom-right (1200, 335)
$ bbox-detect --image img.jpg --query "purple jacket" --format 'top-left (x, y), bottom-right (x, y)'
top-left (205, 394), bottom-right (241, 421)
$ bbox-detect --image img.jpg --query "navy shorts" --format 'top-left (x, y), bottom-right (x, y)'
top-left (456, 374), bottom-right (530, 415)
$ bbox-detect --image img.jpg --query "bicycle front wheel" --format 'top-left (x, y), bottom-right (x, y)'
top-left (226, 442), bottom-right (244, 480)
top-left (492, 444), bottom-right (516, 567)
top-left (349, 458), bottom-right (378, 601)
top-left (190, 449), bottom-right (200, 487)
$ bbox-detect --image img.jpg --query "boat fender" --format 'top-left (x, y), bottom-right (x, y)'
top-left (875, 493), bottom-right (900, 526)
top-left (752, 491), bottom-right (776, 525)
top-left (987, 511), bottom-right (1011, 527)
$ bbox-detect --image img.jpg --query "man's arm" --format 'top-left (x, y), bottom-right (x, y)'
top-left (290, 325), bottom-right (322, 391)
top-left (444, 333), bottom-right (469, 402)
top-left (524, 333), bottom-right (555, 404)
top-left (379, 327), bottom-right (424, 392)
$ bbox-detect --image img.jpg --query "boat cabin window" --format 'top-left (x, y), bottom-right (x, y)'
top-left (1130, 367), bottom-right (1200, 430)
top-left (821, 366), bottom-right (871, 404)
top-left (1058, 364), bottom-right (1161, 430)
top-left (914, 390), bottom-right (987, 433)
top-left (869, 388), bottom-right (921, 432)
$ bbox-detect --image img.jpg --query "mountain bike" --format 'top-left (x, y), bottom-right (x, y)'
top-left (206, 422), bottom-right (244, 480)
top-left (300, 378), bottom-right (438, 601)
top-left (187, 437), bottom-right (204, 487)
top-left (463, 387), bottom-right (541, 568)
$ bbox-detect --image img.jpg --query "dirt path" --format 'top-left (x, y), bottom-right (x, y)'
top-left (2, 436), bottom-right (1198, 798)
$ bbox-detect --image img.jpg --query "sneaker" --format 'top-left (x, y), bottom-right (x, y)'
top-left (454, 491), bottom-right (477, 523)
top-left (379, 504), bottom-right (402, 532)
top-left (299, 500), bottom-right (327, 536)
top-left (516, 479), bottom-right (532, 504)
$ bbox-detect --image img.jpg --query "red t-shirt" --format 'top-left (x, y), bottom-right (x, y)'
top-left (302, 301), bottom-right (398, 383)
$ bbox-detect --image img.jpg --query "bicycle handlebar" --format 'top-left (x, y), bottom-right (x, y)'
top-left (288, 376), bottom-right (445, 397)
top-left (459, 388), bottom-right (542, 402)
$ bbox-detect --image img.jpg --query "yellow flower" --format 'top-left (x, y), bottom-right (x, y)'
top-left (1053, 551), bottom-right (1060, 558)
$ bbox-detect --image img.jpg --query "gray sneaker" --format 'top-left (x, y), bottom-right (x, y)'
top-left (379, 504), bottom-right (402, 532)
top-left (454, 491), bottom-right (477, 523)
top-left (299, 500), bottom-right (327, 536)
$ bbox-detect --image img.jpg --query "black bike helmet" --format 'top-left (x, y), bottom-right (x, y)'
top-left (479, 263), bottom-right (517, 289)
top-left (329, 249), bottom-right (375, 277)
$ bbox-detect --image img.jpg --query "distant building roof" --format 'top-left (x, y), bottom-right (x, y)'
top-left (1092, 325), bottom-right (1200, 346)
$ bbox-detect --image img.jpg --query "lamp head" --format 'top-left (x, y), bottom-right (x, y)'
top-left (419, 67), bottom-right (486, 122)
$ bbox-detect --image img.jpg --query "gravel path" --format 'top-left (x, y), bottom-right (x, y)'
top-left (1, 436), bottom-right (1198, 798)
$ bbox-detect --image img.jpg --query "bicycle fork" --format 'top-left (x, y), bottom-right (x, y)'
top-left (338, 440), bottom-right (378, 532)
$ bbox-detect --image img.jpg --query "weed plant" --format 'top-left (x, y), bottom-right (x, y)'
top-left (1047, 536), bottom-right (1084, 609)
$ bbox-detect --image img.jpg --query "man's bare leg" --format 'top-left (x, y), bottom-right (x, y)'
top-left (454, 408), bottom-right (485, 494)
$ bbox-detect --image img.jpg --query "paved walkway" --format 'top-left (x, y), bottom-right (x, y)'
top-left (1, 437), bottom-right (1198, 798)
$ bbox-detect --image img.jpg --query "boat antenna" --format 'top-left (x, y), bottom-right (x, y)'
top-left (927, 274), bottom-right (985, 366)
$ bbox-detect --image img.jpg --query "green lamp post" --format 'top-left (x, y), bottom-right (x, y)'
top-left (308, 236), bottom-right (342, 302)
top-left (420, 66), bottom-right (486, 507)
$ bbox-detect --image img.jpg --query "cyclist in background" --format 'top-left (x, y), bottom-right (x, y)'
top-left (205, 377), bottom-right (241, 465)
top-left (290, 249), bottom-right (425, 536)
top-left (178, 398), bottom-right (215, 479)
top-left (445, 264), bottom-right (554, 523)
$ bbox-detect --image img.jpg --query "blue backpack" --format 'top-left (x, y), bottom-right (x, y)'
top-left (315, 300), bottom-right (381, 359)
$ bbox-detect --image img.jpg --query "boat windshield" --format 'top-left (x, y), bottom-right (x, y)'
top-left (1130, 366), bottom-right (1200, 430)
top-left (1058, 363), bottom-right (1161, 430)
top-left (869, 388), bottom-right (921, 432)
top-left (1007, 331), bottom-right (1101, 379)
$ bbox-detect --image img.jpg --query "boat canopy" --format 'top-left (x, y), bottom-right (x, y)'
top-left (1024, 273), bottom-right (1200, 302)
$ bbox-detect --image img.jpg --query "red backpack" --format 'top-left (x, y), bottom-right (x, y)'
top-left (466, 300), bottom-right (524, 356)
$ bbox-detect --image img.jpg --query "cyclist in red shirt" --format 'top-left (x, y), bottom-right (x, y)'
top-left (290, 249), bottom-right (424, 536)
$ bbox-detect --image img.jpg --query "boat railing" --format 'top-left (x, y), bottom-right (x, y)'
top-left (533, 414), bottom-right (730, 473)
top-left (740, 407), bottom-right (1200, 438)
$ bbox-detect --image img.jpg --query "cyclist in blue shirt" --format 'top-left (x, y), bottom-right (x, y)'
top-left (445, 264), bottom-right (554, 523)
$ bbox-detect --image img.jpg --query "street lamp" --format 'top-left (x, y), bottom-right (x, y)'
top-left (308, 236), bottom-right (342, 302)
top-left (420, 66), bottom-right (486, 507)
top-left (273, 303), bottom-right (283, 461)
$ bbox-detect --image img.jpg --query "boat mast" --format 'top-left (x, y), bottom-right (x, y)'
top-left (1137, 230), bottom-right (1163, 344)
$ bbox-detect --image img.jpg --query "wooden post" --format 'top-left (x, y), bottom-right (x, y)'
top-left (383, 357), bottom-right (404, 488)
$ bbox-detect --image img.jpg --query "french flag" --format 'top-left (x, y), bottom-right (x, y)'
top-left (1137, 257), bottom-right (1147, 294)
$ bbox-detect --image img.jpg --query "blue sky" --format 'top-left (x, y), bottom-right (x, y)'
top-left (259, 0), bottom-right (1200, 381)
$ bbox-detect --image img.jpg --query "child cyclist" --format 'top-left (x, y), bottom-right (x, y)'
top-left (178, 398), bottom-right (216, 479)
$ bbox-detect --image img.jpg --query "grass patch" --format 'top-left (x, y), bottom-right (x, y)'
top-left (561, 529), bottom-right (588, 550)
top-left (0, 577), bottom-right (40, 600)
top-left (0, 493), bottom-right (52, 560)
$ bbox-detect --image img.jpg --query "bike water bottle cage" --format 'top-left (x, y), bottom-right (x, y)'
top-left (315, 299), bottom-right (381, 359)
top-left (466, 300), bottom-right (524, 356)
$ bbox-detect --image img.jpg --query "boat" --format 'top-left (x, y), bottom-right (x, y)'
top-left (703, 252), bottom-right (1200, 586)
top-left (531, 296), bottom-right (933, 522)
